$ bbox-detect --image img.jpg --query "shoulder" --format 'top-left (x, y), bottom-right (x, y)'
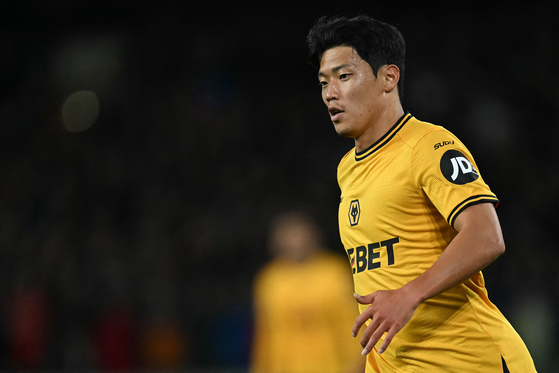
top-left (316, 250), bottom-right (350, 269)
top-left (313, 251), bottom-right (354, 288)
top-left (397, 116), bottom-right (460, 151)
top-left (253, 260), bottom-right (283, 287)
top-left (337, 148), bottom-right (355, 170)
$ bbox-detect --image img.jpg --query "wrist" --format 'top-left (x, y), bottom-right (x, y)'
top-left (401, 280), bottom-right (427, 309)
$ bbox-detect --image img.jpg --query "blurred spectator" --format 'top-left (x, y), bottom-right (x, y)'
top-left (92, 305), bottom-right (135, 371)
top-left (140, 317), bottom-right (186, 370)
top-left (250, 211), bottom-right (363, 373)
top-left (6, 286), bottom-right (51, 369)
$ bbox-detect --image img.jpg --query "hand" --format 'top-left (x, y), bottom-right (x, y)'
top-left (352, 288), bottom-right (419, 356)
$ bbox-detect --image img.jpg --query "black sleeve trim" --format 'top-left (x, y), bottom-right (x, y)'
top-left (448, 195), bottom-right (500, 228)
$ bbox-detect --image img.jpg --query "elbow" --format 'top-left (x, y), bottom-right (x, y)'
top-left (482, 214), bottom-right (505, 261)
top-left (478, 223), bottom-right (505, 263)
top-left (490, 233), bottom-right (506, 261)
top-left (495, 239), bottom-right (505, 258)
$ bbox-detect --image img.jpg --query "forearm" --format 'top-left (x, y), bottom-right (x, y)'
top-left (402, 204), bottom-right (505, 307)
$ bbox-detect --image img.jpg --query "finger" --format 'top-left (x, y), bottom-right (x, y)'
top-left (361, 323), bottom-right (387, 356)
top-left (354, 292), bottom-right (377, 305)
top-left (377, 326), bottom-right (398, 355)
top-left (359, 315), bottom-right (380, 347)
top-left (352, 307), bottom-right (374, 338)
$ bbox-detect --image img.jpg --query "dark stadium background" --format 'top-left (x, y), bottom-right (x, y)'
top-left (1, 1), bottom-right (558, 372)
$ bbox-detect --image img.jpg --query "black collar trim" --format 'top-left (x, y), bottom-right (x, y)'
top-left (355, 113), bottom-right (412, 161)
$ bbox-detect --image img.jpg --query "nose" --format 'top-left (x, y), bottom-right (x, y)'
top-left (324, 82), bottom-right (340, 102)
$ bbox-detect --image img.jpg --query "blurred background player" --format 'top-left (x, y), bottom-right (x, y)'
top-left (250, 210), bottom-right (364, 373)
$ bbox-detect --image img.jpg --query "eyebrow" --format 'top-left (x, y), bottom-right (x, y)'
top-left (318, 63), bottom-right (352, 78)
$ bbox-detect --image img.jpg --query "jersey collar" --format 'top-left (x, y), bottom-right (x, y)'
top-left (354, 113), bottom-right (413, 162)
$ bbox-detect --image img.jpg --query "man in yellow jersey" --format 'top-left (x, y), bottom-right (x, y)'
top-left (306, 15), bottom-right (537, 372)
top-left (250, 211), bottom-right (364, 373)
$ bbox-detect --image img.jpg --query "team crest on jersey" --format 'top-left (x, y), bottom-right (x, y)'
top-left (440, 149), bottom-right (479, 185)
top-left (349, 199), bottom-right (360, 226)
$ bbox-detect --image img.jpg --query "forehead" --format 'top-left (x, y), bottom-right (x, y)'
top-left (318, 46), bottom-right (367, 75)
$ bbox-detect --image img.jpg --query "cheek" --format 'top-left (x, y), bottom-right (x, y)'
top-left (321, 90), bottom-right (329, 105)
top-left (356, 86), bottom-right (379, 113)
top-left (347, 91), bottom-right (369, 116)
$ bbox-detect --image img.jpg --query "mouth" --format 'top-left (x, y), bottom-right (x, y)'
top-left (329, 107), bottom-right (344, 122)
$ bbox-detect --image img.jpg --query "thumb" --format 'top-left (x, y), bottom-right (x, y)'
top-left (354, 292), bottom-right (377, 304)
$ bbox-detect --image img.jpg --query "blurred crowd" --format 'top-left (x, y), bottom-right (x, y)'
top-left (1, 1), bottom-right (558, 372)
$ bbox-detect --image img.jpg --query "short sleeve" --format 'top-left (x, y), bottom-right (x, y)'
top-left (410, 129), bottom-right (500, 228)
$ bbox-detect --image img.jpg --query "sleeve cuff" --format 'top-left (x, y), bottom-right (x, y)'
top-left (447, 194), bottom-right (500, 228)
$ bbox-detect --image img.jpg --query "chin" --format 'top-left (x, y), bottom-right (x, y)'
top-left (333, 122), bottom-right (356, 138)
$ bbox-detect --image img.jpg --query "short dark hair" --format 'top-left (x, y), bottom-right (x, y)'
top-left (307, 15), bottom-right (406, 102)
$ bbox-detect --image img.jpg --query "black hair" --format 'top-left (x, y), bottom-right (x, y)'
top-left (307, 15), bottom-right (406, 102)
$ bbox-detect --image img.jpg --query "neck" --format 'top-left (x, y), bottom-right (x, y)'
top-left (354, 102), bottom-right (405, 153)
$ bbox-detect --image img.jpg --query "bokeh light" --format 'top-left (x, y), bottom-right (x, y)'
top-left (61, 90), bottom-right (100, 133)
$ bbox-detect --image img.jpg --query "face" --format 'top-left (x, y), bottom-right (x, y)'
top-left (269, 216), bottom-right (319, 262)
top-left (318, 46), bottom-right (384, 139)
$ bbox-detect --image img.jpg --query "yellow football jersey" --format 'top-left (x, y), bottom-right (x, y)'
top-left (338, 114), bottom-right (536, 372)
top-left (250, 251), bottom-right (362, 373)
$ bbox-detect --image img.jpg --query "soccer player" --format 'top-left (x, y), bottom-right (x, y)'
top-left (250, 211), bottom-right (364, 373)
top-left (306, 15), bottom-right (537, 372)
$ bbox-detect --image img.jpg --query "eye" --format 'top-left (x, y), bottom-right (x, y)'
top-left (319, 81), bottom-right (328, 89)
top-left (339, 73), bottom-right (350, 80)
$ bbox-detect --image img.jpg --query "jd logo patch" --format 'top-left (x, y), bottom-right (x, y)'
top-left (349, 199), bottom-right (360, 226)
top-left (440, 149), bottom-right (479, 185)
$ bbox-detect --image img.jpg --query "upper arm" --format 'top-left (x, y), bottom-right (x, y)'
top-left (410, 129), bottom-right (500, 228)
top-left (453, 202), bottom-right (505, 255)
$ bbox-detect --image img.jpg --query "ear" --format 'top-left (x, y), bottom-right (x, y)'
top-left (382, 64), bottom-right (400, 93)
